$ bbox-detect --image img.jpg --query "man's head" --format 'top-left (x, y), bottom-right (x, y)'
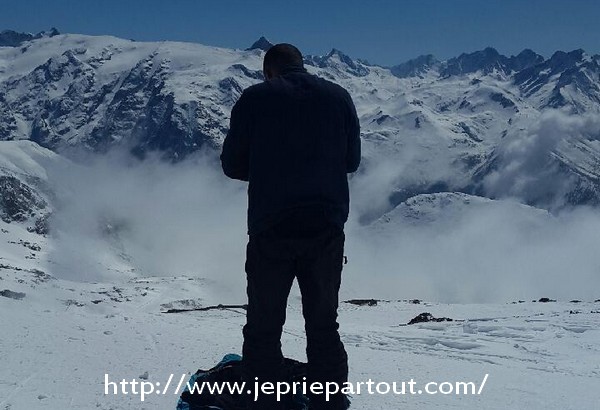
top-left (263, 43), bottom-right (304, 80)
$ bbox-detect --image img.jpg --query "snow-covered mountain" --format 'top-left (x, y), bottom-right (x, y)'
top-left (1, 31), bottom-right (600, 214)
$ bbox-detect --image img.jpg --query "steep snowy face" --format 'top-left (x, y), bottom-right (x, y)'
top-left (1, 32), bottom-right (600, 210)
top-left (514, 49), bottom-right (600, 111)
top-left (0, 34), bottom-right (265, 160)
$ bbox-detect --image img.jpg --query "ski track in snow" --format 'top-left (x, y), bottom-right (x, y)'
top-left (1, 262), bottom-right (599, 410)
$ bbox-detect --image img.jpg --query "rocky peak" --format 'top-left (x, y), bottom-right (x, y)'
top-left (305, 48), bottom-right (369, 77)
top-left (508, 49), bottom-right (545, 72)
top-left (246, 36), bottom-right (273, 52)
top-left (547, 49), bottom-right (586, 72)
top-left (441, 47), bottom-right (508, 77)
top-left (391, 54), bottom-right (440, 78)
top-left (0, 28), bottom-right (60, 47)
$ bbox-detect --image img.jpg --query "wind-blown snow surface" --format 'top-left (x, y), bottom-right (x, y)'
top-left (1, 267), bottom-right (599, 409)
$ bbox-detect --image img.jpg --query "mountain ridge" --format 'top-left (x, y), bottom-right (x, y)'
top-left (1, 31), bottom-right (600, 215)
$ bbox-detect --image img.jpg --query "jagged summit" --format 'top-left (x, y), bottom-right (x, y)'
top-left (389, 47), bottom-right (547, 78)
top-left (547, 49), bottom-right (586, 69)
top-left (325, 48), bottom-right (358, 67)
top-left (43, 27), bottom-right (60, 37)
top-left (304, 48), bottom-right (369, 77)
top-left (0, 28), bottom-right (59, 47)
top-left (510, 49), bottom-right (545, 71)
top-left (391, 54), bottom-right (440, 78)
top-left (441, 47), bottom-right (508, 76)
top-left (327, 48), bottom-right (349, 57)
top-left (513, 48), bottom-right (599, 109)
top-left (246, 36), bottom-right (273, 52)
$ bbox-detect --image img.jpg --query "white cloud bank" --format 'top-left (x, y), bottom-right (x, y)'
top-left (44, 111), bottom-right (600, 303)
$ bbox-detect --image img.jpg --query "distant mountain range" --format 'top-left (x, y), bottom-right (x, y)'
top-left (1, 29), bottom-right (600, 231)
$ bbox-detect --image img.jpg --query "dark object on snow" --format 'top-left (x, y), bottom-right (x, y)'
top-left (162, 303), bottom-right (248, 314)
top-left (537, 297), bottom-right (556, 303)
top-left (243, 224), bottom-right (349, 409)
top-left (28, 213), bottom-right (51, 235)
top-left (407, 312), bottom-right (453, 325)
top-left (570, 300), bottom-right (581, 303)
top-left (177, 354), bottom-right (311, 410)
top-left (408, 299), bottom-right (422, 304)
top-left (344, 299), bottom-right (378, 307)
top-left (221, 44), bottom-right (358, 410)
top-left (0, 289), bottom-right (26, 300)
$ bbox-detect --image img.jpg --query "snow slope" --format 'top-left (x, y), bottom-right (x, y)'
top-left (1, 265), bottom-right (599, 409)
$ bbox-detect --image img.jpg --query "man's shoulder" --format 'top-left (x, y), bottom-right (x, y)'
top-left (311, 74), bottom-right (352, 101)
top-left (240, 73), bottom-right (351, 102)
top-left (242, 81), bottom-right (272, 97)
top-left (314, 74), bottom-right (346, 90)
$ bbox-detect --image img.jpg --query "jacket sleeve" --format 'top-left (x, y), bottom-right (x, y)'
top-left (344, 91), bottom-right (361, 173)
top-left (221, 93), bottom-right (250, 181)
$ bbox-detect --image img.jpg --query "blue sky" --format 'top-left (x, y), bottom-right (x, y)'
top-left (2, 0), bottom-right (598, 66)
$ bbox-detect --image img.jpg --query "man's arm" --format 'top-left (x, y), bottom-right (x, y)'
top-left (344, 91), bottom-right (361, 173)
top-left (221, 93), bottom-right (250, 181)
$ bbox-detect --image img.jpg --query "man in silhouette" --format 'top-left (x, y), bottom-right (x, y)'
top-left (221, 43), bottom-right (360, 410)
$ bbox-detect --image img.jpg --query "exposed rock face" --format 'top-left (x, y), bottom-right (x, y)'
top-left (0, 28), bottom-right (59, 47)
top-left (246, 36), bottom-right (273, 52)
top-left (0, 175), bottom-right (47, 223)
top-left (407, 312), bottom-right (454, 325)
top-left (0, 289), bottom-right (26, 300)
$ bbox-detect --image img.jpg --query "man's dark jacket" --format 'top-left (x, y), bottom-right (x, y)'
top-left (221, 65), bottom-right (361, 235)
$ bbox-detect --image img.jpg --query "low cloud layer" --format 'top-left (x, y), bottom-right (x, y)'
top-left (47, 150), bottom-right (248, 297)
top-left (483, 111), bottom-right (600, 209)
top-left (344, 200), bottom-right (600, 303)
top-left (43, 112), bottom-right (600, 303)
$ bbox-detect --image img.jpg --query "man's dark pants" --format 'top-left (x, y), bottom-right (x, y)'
top-left (242, 217), bottom-right (349, 410)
